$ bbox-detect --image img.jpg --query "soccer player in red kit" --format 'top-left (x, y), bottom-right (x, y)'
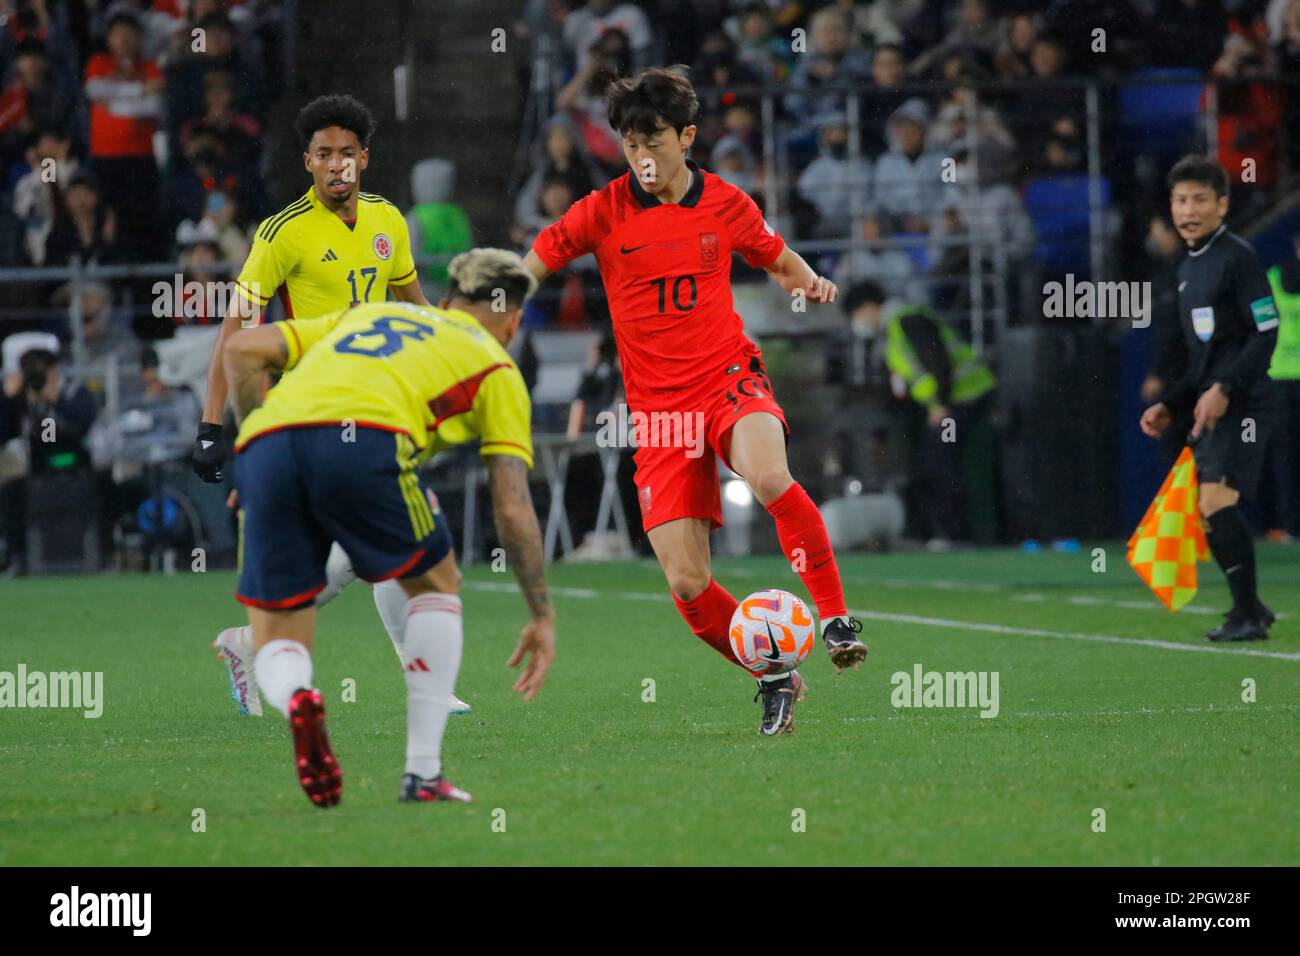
top-left (523, 68), bottom-right (866, 735)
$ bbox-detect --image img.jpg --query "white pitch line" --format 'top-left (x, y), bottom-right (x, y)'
top-left (463, 580), bottom-right (1300, 662)
top-left (692, 702), bottom-right (1300, 729)
top-left (719, 564), bottom-right (1285, 617)
top-left (849, 609), bottom-right (1300, 662)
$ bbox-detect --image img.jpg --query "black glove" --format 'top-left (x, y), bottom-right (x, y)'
top-left (192, 421), bottom-right (227, 483)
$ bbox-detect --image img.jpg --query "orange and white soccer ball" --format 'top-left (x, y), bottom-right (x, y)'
top-left (729, 589), bottom-right (817, 676)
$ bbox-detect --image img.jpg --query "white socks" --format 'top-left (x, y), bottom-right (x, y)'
top-left (254, 639), bottom-right (313, 718)
top-left (402, 593), bottom-right (463, 780)
top-left (314, 542), bottom-right (358, 607)
top-left (373, 579), bottom-right (409, 660)
top-left (317, 546), bottom-right (408, 667)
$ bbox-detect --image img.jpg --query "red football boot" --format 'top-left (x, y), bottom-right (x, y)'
top-left (288, 688), bottom-right (342, 808)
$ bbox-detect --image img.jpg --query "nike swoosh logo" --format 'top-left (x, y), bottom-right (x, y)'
top-left (763, 620), bottom-right (782, 660)
top-left (812, 559), bottom-right (830, 570)
top-left (619, 244), bottom-right (651, 254)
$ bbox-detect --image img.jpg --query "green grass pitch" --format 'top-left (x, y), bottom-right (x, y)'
top-left (2, 544), bottom-right (1297, 866)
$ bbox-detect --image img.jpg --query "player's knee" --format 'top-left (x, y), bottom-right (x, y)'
top-left (748, 467), bottom-right (794, 506)
top-left (425, 553), bottom-right (462, 595)
top-left (441, 564), bottom-right (463, 595)
top-left (316, 547), bottom-right (357, 607)
top-left (667, 568), bottom-right (711, 602)
top-left (1199, 482), bottom-right (1238, 518)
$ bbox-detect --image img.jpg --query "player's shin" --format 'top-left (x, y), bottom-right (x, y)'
top-left (765, 481), bottom-right (848, 620)
top-left (672, 578), bottom-right (742, 665)
top-left (402, 593), bottom-right (464, 779)
top-left (1206, 506), bottom-right (1261, 611)
top-left (254, 639), bottom-right (313, 718)
top-left (372, 578), bottom-right (409, 659)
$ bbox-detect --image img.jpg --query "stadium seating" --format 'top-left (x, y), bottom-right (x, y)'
top-left (1117, 68), bottom-right (1204, 156)
top-left (1022, 175), bottom-right (1111, 277)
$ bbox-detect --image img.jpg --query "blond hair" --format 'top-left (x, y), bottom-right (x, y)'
top-left (446, 248), bottom-right (538, 309)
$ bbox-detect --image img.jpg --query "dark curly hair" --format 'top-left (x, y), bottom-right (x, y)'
top-left (294, 94), bottom-right (375, 151)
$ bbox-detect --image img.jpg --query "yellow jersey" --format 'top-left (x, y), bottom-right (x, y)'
top-left (235, 302), bottom-right (533, 469)
top-left (236, 188), bottom-right (419, 320)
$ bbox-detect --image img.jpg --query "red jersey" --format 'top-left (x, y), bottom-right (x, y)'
top-left (84, 54), bottom-right (162, 159)
top-left (532, 160), bottom-right (785, 411)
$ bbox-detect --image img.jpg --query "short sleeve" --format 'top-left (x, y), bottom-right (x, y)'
top-left (237, 230), bottom-right (294, 310)
top-left (728, 189), bottom-right (785, 268)
top-left (388, 211), bottom-right (418, 287)
top-left (475, 365), bottom-right (534, 468)
top-left (277, 310), bottom-right (348, 370)
top-left (531, 190), bottom-right (600, 272)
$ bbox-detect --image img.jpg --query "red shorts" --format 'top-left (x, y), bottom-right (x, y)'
top-left (631, 351), bottom-right (788, 533)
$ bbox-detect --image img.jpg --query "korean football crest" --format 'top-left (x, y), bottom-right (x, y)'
top-left (699, 232), bottom-right (718, 268)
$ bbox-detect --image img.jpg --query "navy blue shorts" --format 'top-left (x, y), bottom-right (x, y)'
top-left (235, 425), bottom-right (452, 610)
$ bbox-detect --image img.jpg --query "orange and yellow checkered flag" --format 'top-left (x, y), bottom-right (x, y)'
top-left (1126, 447), bottom-right (1209, 611)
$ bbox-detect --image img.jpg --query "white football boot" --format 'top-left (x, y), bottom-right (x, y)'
top-left (213, 626), bottom-right (261, 716)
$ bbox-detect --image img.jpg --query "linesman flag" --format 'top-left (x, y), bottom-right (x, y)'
top-left (1126, 447), bottom-right (1208, 611)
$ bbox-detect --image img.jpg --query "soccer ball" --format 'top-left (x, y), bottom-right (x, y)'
top-left (728, 589), bottom-right (817, 676)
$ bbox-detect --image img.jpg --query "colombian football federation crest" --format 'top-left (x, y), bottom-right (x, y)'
top-left (699, 232), bottom-right (718, 268)
top-left (373, 233), bottom-right (392, 260)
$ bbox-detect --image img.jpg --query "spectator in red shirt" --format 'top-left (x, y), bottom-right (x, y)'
top-left (1208, 28), bottom-right (1282, 219)
top-left (84, 11), bottom-right (164, 259)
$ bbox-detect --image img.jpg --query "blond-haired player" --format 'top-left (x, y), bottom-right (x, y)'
top-left (222, 249), bottom-right (554, 805)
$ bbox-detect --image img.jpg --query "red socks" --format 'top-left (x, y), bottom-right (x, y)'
top-left (672, 578), bottom-right (741, 665)
top-left (670, 484), bottom-right (844, 666)
top-left (766, 482), bottom-right (847, 619)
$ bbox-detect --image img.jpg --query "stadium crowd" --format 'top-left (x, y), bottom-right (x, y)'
top-left (509, 0), bottom-right (1300, 330)
top-left (0, 0), bottom-right (284, 339)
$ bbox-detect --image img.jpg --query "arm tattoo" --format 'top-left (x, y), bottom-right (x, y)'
top-left (487, 455), bottom-right (551, 618)
top-left (228, 331), bottom-right (289, 424)
top-left (229, 364), bottom-right (265, 424)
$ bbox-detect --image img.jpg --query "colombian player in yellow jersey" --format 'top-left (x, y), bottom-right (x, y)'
top-left (193, 94), bottom-right (432, 483)
top-left (221, 250), bottom-right (556, 807)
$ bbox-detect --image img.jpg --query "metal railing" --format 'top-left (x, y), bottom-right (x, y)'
top-left (7, 71), bottom-right (1300, 368)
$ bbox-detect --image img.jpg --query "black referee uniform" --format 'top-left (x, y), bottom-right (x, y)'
top-left (1161, 222), bottom-right (1278, 632)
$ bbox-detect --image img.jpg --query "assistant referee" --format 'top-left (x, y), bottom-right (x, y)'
top-left (1140, 155), bottom-right (1279, 642)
